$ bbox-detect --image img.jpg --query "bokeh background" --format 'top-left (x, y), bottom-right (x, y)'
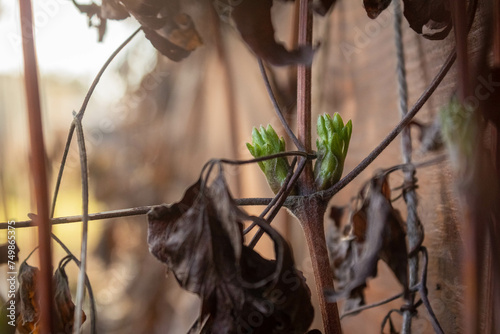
top-left (0, 0), bottom-right (478, 332)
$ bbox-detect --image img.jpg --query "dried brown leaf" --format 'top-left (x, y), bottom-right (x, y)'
top-left (363, 0), bottom-right (391, 19)
top-left (403, 0), bottom-right (452, 40)
top-left (362, 0), bottom-right (451, 40)
top-left (53, 257), bottom-right (86, 333)
top-left (230, 0), bottom-right (314, 66)
top-left (72, 0), bottom-right (202, 60)
top-left (326, 174), bottom-right (409, 304)
top-left (17, 262), bottom-right (39, 334)
top-left (148, 173), bottom-right (314, 333)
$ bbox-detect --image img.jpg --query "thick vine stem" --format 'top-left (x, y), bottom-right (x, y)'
top-left (290, 197), bottom-right (341, 334)
top-left (297, 0), bottom-right (315, 194)
top-left (295, 1), bottom-right (341, 332)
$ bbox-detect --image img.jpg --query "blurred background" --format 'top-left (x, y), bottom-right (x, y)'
top-left (0, 0), bottom-right (471, 333)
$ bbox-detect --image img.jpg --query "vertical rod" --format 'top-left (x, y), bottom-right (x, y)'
top-left (451, 1), bottom-right (479, 333)
top-left (297, 0), bottom-right (315, 194)
top-left (19, 1), bottom-right (54, 332)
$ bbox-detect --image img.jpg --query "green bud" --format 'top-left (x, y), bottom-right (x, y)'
top-left (314, 113), bottom-right (352, 190)
top-left (246, 125), bottom-right (291, 194)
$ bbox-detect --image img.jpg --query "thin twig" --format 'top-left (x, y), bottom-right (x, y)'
top-left (244, 158), bottom-right (298, 234)
top-left (258, 59), bottom-right (304, 151)
top-left (380, 309), bottom-right (403, 334)
top-left (248, 157), bottom-right (307, 248)
top-left (340, 292), bottom-right (405, 319)
top-left (50, 27), bottom-right (140, 218)
top-left (72, 113), bottom-right (89, 334)
top-left (19, 0), bottom-right (54, 331)
top-left (0, 155), bottom-right (448, 229)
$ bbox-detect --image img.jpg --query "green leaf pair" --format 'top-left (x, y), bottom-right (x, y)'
top-left (314, 113), bottom-right (352, 190)
top-left (246, 125), bottom-right (291, 194)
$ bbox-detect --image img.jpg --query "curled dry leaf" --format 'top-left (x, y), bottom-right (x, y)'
top-left (71, 0), bottom-right (202, 61)
top-left (17, 262), bottom-right (39, 334)
top-left (402, 0), bottom-right (452, 40)
top-left (363, 0), bottom-right (392, 19)
top-left (326, 173), bottom-right (409, 308)
top-left (148, 173), bottom-right (314, 333)
top-left (53, 256), bottom-right (87, 334)
top-left (10, 258), bottom-right (86, 334)
top-left (362, 0), bottom-right (451, 40)
top-left (225, 0), bottom-right (314, 66)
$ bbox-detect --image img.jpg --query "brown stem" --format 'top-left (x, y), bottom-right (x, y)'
top-left (292, 199), bottom-right (341, 334)
top-left (19, 0), bottom-right (54, 332)
top-left (451, 1), bottom-right (481, 333)
top-left (295, 3), bottom-right (341, 332)
top-left (297, 0), bottom-right (315, 194)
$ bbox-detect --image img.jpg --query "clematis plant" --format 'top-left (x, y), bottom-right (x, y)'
top-left (314, 113), bottom-right (352, 190)
top-left (246, 125), bottom-right (291, 194)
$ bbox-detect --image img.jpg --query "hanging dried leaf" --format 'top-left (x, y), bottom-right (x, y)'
top-left (363, 0), bottom-right (392, 19)
top-left (71, 0), bottom-right (202, 60)
top-left (362, 0), bottom-right (451, 40)
top-left (326, 173), bottom-right (409, 306)
top-left (13, 258), bottom-right (86, 334)
top-left (17, 262), bottom-right (39, 334)
top-left (229, 0), bottom-right (314, 66)
top-left (53, 256), bottom-right (86, 333)
top-left (402, 0), bottom-right (452, 40)
top-left (148, 172), bottom-right (314, 333)
top-left (326, 206), bottom-right (366, 313)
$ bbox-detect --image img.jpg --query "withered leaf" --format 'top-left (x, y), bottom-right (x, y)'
top-left (327, 207), bottom-right (366, 313)
top-left (230, 0), bottom-right (314, 66)
top-left (13, 258), bottom-right (86, 334)
top-left (143, 27), bottom-right (192, 62)
top-left (362, 0), bottom-right (451, 40)
top-left (71, 0), bottom-right (202, 61)
top-left (148, 173), bottom-right (314, 333)
top-left (363, 0), bottom-right (391, 19)
top-left (403, 0), bottom-right (452, 40)
top-left (71, 1), bottom-right (108, 42)
top-left (53, 256), bottom-right (86, 334)
top-left (17, 261), bottom-right (39, 334)
top-left (326, 174), bottom-right (409, 306)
